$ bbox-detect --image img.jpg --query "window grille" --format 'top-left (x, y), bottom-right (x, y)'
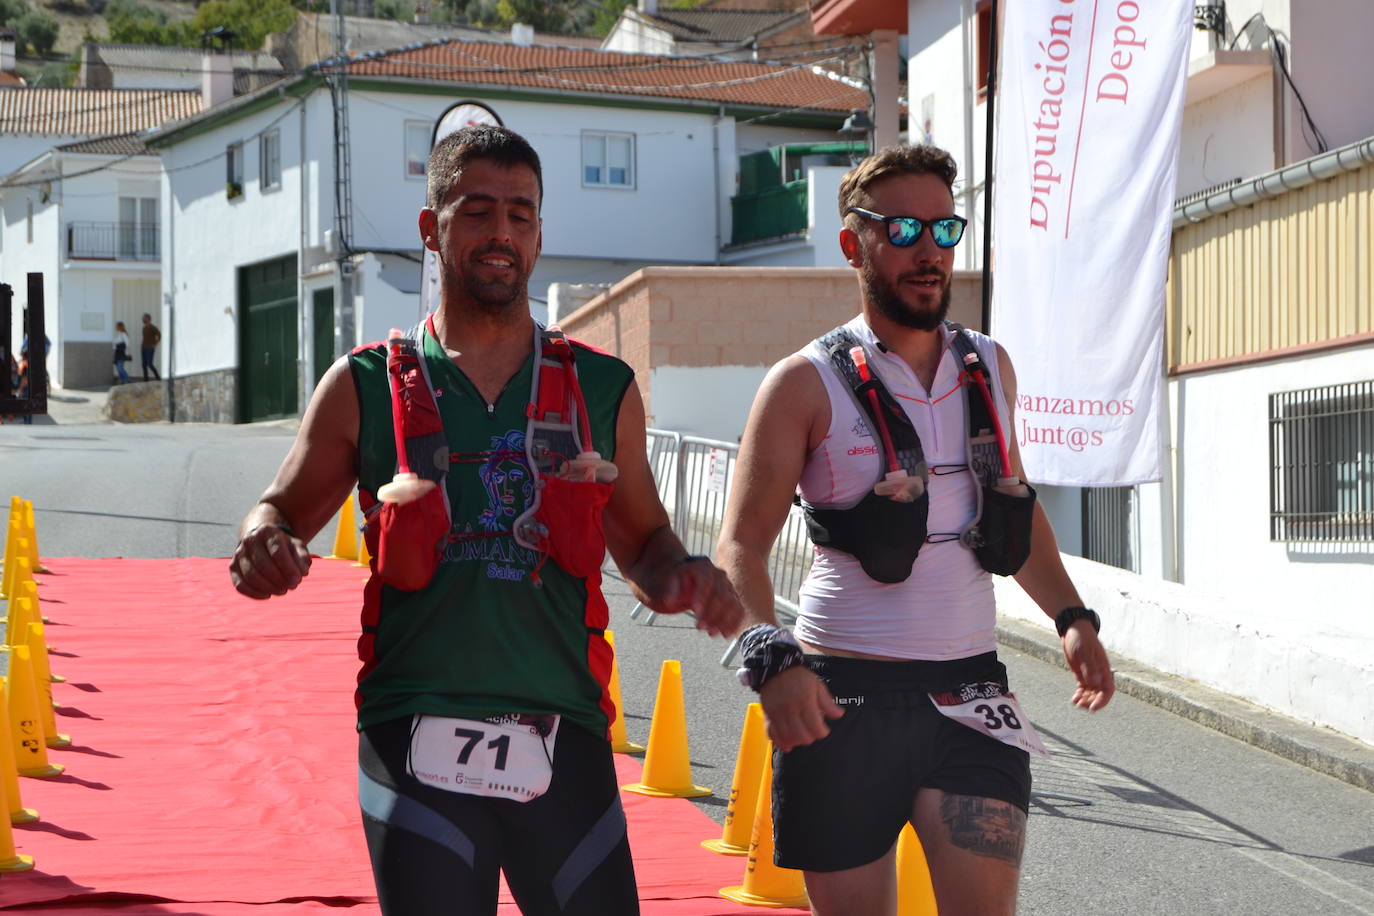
top-left (1269, 379), bottom-right (1374, 542)
top-left (1081, 486), bottom-right (1138, 572)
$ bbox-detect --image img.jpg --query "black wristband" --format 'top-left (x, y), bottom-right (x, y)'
top-left (735, 623), bottom-right (805, 691)
top-left (1055, 606), bottom-right (1100, 637)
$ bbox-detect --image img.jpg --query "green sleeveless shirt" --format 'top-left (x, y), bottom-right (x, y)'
top-left (349, 324), bottom-right (633, 737)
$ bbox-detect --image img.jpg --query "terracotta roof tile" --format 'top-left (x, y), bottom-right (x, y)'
top-left (0, 88), bottom-right (203, 136)
top-left (338, 39), bottom-right (867, 113)
top-left (56, 131), bottom-right (149, 155)
top-left (0, 72), bottom-right (25, 87)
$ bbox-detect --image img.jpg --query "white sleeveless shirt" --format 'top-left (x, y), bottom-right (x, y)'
top-left (793, 316), bottom-right (1013, 660)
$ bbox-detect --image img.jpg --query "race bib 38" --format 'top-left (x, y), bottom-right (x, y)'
top-left (929, 682), bottom-right (1050, 758)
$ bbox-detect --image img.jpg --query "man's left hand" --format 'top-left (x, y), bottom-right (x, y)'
top-left (650, 557), bottom-right (745, 638)
top-left (1062, 622), bottom-right (1115, 711)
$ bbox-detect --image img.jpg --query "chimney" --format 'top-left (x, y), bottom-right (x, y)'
top-left (0, 28), bottom-right (16, 73)
top-left (638, 0), bottom-right (658, 15)
top-left (511, 23), bottom-right (534, 47)
top-left (201, 50), bottom-right (233, 109)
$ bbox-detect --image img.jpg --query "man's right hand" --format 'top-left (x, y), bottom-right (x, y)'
top-left (758, 665), bottom-right (844, 751)
top-left (230, 524), bottom-right (312, 599)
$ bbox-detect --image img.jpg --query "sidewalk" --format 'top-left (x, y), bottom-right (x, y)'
top-left (996, 564), bottom-right (1374, 794)
top-left (23, 383), bottom-right (112, 425)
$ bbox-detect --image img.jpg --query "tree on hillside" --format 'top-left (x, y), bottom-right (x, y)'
top-left (0, 0), bottom-right (29, 27)
top-left (14, 7), bottom-right (59, 56)
top-left (105, 0), bottom-right (174, 44)
top-left (189, 0), bottom-right (297, 50)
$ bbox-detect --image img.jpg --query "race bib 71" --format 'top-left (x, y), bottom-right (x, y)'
top-left (407, 714), bottom-right (559, 802)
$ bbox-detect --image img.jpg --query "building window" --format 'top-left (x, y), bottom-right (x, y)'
top-left (1269, 379), bottom-right (1374, 543)
top-left (582, 131), bottom-right (635, 188)
top-left (261, 130), bottom-right (281, 191)
top-left (226, 142), bottom-right (244, 199)
top-left (117, 196), bottom-right (158, 260)
top-left (405, 121), bottom-right (431, 179)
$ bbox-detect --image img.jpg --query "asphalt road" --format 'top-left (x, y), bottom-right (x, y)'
top-left (3, 416), bottom-right (1373, 914)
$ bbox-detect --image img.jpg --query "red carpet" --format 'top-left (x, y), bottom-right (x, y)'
top-left (0, 558), bottom-right (802, 914)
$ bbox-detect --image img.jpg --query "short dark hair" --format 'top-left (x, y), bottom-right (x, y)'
top-left (838, 144), bottom-right (959, 222)
top-left (425, 125), bottom-right (544, 210)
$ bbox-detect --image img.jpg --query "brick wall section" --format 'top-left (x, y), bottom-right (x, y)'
top-left (558, 266), bottom-right (984, 426)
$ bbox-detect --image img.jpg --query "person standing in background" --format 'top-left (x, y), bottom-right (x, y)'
top-left (114, 321), bottom-right (131, 385)
top-left (141, 312), bottom-right (161, 381)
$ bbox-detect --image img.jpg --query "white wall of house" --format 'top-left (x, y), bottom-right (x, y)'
top-left (1155, 344), bottom-right (1374, 612)
top-left (601, 17), bottom-right (675, 56)
top-left (0, 137), bottom-right (64, 180)
top-left (347, 92), bottom-right (738, 268)
top-left (1177, 73), bottom-right (1275, 196)
top-left (650, 364), bottom-right (768, 442)
top-left (159, 96), bottom-right (320, 378)
top-left (0, 186), bottom-right (61, 379)
top-left (1287, 0), bottom-right (1374, 159)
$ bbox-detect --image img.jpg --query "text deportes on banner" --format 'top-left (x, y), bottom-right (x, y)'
top-left (991, 0), bottom-right (1192, 487)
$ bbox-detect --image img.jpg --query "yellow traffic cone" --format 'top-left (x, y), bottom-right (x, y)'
top-left (355, 528), bottom-right (372, 569)
top-left (719, 744), bottom-right (808, 907)
top-left (26, 623), bottom-right (69, 749)
top-left (703, 702), bottom-right (766, 856)
top-left (605, 631), bottom-right (643, 755)
top-left (22, 501), bottom-right (45, 574)
top-left (621, 660), bottom-right (709, 798)
top-left (0, 776), bottom-right (34, 873)
top-left (897, 823), bottom-right (938, 915)
top-left (330, 494), bottom-right (359, 561)
top-left (0, 679), bottom-right (39, 825)
top-left (0, 521), bottom-right (21, 601)
top-left (4, 590), bottom-right (33, 649)
top-left (3, 646), bottom-right (63, 778)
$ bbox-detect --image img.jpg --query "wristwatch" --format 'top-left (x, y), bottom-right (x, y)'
top-left (1055, 606), bottom-right (1100, 637)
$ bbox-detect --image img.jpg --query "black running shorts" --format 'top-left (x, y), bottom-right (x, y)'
top-left (359, 715), bottom-right (639, 915)
top-left (773, 652), bottom-right (1032, 873)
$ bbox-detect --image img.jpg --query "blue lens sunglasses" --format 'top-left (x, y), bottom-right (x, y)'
top-left (846, 207), bottom-right (968, 248)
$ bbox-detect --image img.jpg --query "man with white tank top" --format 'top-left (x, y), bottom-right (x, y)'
top-left (717, 144), bottom-right (1115, 916)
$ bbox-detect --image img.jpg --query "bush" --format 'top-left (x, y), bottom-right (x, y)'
top-left (374, 0), bottom-right (411, 22)
top-left (15, 7), bottom-right (59, 56)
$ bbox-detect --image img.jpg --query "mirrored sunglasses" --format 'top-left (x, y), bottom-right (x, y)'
top-left (846, 207), bottom-right (968, 248)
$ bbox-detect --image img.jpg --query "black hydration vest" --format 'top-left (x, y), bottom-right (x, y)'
top-left (801, 323), bottom-right (1037, 583)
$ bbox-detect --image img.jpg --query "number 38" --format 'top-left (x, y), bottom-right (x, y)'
top-left (974, 703), bottom-right (1021, 730)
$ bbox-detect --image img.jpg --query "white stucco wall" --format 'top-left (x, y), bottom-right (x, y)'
top-left (346, 92), bottom-right (731, 267)
top-left (160, 95), bottom-right (320, 377)
top-left (649, 364), bottom-right (769, 442)
top-left (1166, 344), bottom-right (1374, 612)
top-left (1176, 73), bottom-right (1275, 196)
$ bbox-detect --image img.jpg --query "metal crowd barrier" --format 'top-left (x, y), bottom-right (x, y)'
top-left (629, 429), bottom-right (813, 667)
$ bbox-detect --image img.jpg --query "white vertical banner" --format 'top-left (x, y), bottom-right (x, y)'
top-left (991, 0), bottom-right (1191, 486)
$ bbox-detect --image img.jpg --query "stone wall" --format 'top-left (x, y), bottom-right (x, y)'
top-left (104, 368), bottom-right (236, 424)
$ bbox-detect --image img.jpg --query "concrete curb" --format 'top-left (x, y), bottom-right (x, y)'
top-left (997, 614), bottom-right (1374, 794)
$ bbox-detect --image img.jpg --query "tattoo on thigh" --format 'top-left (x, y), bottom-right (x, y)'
top-left (938, 795), bottom-right (1027, 866)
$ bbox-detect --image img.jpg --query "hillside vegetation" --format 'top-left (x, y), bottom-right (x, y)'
top-left (1, 0), bottom-right (708, 86)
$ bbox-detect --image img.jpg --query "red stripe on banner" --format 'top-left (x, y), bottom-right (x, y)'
top-left (0, 558), bottom-right (796, 915)
top-left (1064, 0), bottom-right (1103, 237)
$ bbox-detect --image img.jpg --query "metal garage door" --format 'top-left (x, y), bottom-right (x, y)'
top-left (238, 255), bottom-right (298, 423)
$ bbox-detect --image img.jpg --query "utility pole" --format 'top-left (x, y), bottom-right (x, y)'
top-left (327, 0), bottom-right (355, 356)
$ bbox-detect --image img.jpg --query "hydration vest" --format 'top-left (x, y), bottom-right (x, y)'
top-left (357, 318), bottom-right (614, 591)
top-left (801, 322), bottom-right (1037, 583)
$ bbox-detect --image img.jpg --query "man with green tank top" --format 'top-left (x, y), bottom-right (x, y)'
top-left (229, 125), bottom-right (743, 915)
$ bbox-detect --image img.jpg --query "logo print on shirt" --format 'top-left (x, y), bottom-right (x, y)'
top-left (852, 417), bottom-right (872, 439)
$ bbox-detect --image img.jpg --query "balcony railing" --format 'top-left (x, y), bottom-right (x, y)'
top-left (66, 222), bottom-right (160, 262)
top-left (730, 181), bottom-right (809, 246)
